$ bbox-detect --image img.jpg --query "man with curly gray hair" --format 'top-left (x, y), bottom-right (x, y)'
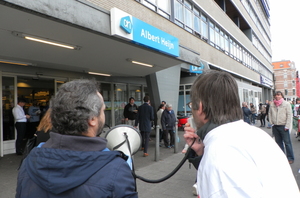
top-left (16, 79), bottom-right (137, 198)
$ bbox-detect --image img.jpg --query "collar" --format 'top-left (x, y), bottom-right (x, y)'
top-left (42, 132), bottom-right (107, 151)
top-left (197, 122), bottom-right (219, 140)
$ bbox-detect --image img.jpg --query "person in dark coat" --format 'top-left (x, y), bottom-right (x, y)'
top-left (16, 79), bottom-right (137, 198)
top-left (242, 102), bottom-right (251, 124)
top-left (135, 96), bottom-right (154, 157)
top-left (161, 103), bottom-right (177, 148)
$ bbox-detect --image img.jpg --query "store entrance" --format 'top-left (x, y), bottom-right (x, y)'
top-left (1, 76), bottom-right (54, 156)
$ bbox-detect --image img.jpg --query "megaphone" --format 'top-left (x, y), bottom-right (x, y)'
top-left (105, 124), bottom-right (141, 157)
top-left (105, 124), bottom-right (195, 184)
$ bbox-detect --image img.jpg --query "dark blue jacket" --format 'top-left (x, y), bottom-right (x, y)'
top-left (161, 109), bottom-right (176, 131)
top-left (135, 103), bottom-right (154, 132)
top-left (242, 107), bottom-right (251, 124)
top-left (16, 132), bottom-right (137, 198)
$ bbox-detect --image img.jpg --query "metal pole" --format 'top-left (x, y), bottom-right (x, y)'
top-left (155, 125), bottom-right (160, 161)
top-left (174, 121), bottom-right (178, 153)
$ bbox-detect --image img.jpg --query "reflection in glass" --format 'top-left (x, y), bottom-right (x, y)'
top-left (2, 77), bottom-right (15, 141)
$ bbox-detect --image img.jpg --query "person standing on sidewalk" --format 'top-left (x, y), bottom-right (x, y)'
top-left (135, 96), bottom-right (154, 157)
top-left (13, 98), bottom-right (30, 155)
top-left (184, 71), bottom-right (299, 198)
top-left (268, 91), bottom-right (295, 164)
top-left (249, 103), bottom-right (257, 125)
top-left (123, 97), bottom-right (138, 126)
top-left (161, 103), bottom-right (176, 148)
top-left (157, 104), bottom-right (165, 146)
top-left (242, 102), bottom-right (251, 124)
top-left (16, 79), bottom-right (137, 198)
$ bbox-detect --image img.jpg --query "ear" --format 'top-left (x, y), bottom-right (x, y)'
top-left (88, 117), bottom-right (97, 127)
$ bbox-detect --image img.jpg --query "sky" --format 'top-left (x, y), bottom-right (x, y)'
top-left (270, 1), bottom-right (300, 70)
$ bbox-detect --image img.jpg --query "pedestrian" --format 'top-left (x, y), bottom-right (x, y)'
top-left (123, 97), bottom-right (138, 126)
top-left (161, 103), bottom-right (176, 148)
top-left (157, 104), bottom-right (165, 146)
top-left (184, 70), bottom-right (299, 197)
top-left (241, 102), bottom-right (251, 124)
top-left (258, 103), bottom-right (266, 127)
top-left (12, 98), bottom-right (30, 155)
top-left (268, 91), bottom-right (295, 164)
top-left (27, 100), bottom-right (41, 139)
top-left (135, 96), bottom-right (154, 157)
top-left (35, 109), bottom-right (52, 146)
top-left (16, 79), bottom-right (137, 198)
top-left (265, 100), bottom-right (272, 129)
top-left (249, 103), bottom-right (257, 125)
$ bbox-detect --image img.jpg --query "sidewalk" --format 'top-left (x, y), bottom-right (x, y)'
top-left (1, 123), bottom-right (300, 198)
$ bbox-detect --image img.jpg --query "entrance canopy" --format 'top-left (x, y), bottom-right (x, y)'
top-left (0, 2), bottom-right (182, 77)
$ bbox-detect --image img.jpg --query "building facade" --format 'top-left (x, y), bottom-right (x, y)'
top-left (0, 0), bottom-right (272, 156)
top-left (272, 60), bottom-right (297, 101)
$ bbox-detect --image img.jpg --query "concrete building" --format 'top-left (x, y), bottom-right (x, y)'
top-left (272, 60), bottom-right (297, 101)
top-left (0, 0), bottom-right (272, 156)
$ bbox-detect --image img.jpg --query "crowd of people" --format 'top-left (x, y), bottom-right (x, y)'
top-left (14, 72), bottom-right (300, 197)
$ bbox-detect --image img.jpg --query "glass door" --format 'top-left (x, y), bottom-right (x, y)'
top-left (1, 76), bottom-right (16, 156)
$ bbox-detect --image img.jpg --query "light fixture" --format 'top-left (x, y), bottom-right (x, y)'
top-left (0, 59), bottom-right (32, 66)
top-left (88, 72), bottom-right (111, 77)
top-left (12, 31), bottom-right (80, 50)
top-left (127, 59), bottom-right (154, 68)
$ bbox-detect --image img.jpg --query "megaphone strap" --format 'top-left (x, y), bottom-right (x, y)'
top-left (113, 139), bottom-right (126, 150)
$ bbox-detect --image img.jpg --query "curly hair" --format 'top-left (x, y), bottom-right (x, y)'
top-left (50, 79), bottom-right (102, 135)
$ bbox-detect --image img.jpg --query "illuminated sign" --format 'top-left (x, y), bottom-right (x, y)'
top-left (111, 7), bottom-right (179, 57)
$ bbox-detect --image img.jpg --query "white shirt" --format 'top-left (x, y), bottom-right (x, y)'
top-left (156, 108), bottom-right (164, 129)
top-left (198, 120), bottom-right (300, 198)
top-left (12, 104), bottom-right (27, 122)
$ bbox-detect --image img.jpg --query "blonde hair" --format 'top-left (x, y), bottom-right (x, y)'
top-left (37, 109), bottom-right (52, 132)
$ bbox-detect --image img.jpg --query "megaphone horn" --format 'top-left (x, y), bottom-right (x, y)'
top-left (105, 125), bottom-right (141, 157)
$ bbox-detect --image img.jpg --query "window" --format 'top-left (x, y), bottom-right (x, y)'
top-left (293, 89), bottom-right (296, 95)
top-left (284, 72), bottom-right (287, 79)
top-left (194, 9), bottom-right (200, 33)
top-left (175, 0), bottom-right (184, 27)
top-left (209, 22), bottom-right (215, 45)
top-left (201, 15), bottom-right (208, 39)
top-left (142, 0), bottom-right (171, 18)
top-left (184, 1), bottom-right (193, 32)
top-left (284, 81), bottom-right (287, 88)
top-left (280, 64), bottom-right (283, 68)
top-left (285, 89), bottom-right (288, 96)
top-left (292, 80), bottom-right (295, 87)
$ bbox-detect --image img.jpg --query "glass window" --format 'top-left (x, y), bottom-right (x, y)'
top-left (224, 34), bottom-right (229, 53)
top-left (284, 81), bottom-right (287, 87)
top-left (220, 30), bottom-right (225, 50)
top-left (194, 13), bottom-right (200, 33)
top-left (209, 22), bottom-right (215, 45)
top-left (114, 84), bottom-right (127, 125)
top-left (215, 26), bottom-right (220, 48)
top-left (201, 15), bottom-right (208, 39)
top-left (184, 1), bottom-right (193, 31)
top-left (293, 89), bottom-right (296, 95)
top-left (175, 0), bottom-right (184, 23)
top-left (2, 77), bottom-right (15, 141)
top-left (285, 89), bottom-right (288, 96)
top-left (100, 83), bottom-right (112, 127)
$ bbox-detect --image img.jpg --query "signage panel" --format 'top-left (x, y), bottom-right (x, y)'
top-left (111, 7), bottom-right (179, 57)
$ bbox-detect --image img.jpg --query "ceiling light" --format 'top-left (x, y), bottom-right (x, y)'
top-left (88, 72), bottom-right (111, 77)
top-left (0, 59), bottom-right (32, 66)
top-left (12, 31), bottom-right (80, 50)
top-left (127, 59), bottom-right (154, 67)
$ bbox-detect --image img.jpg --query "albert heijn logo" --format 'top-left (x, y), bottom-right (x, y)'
top-left (120, 16), bottom-right (133, 34)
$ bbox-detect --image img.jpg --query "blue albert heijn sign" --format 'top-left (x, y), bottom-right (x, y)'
top-left (111, 7), bottom-right (179, 57)
top-left (189, 61), bottom-right (205, 74)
